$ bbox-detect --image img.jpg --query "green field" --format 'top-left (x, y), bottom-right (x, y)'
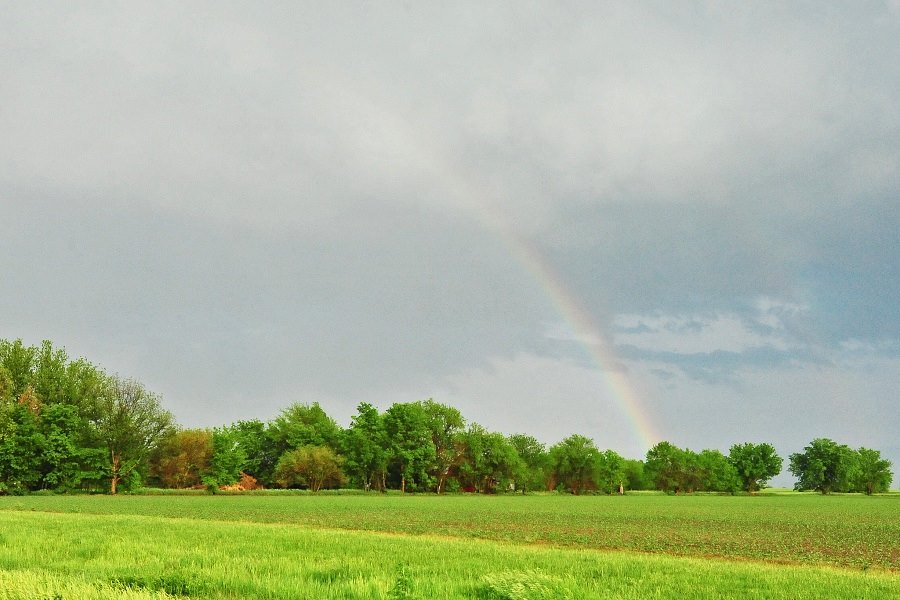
top-left (0, 494), bottom-right (897, 599)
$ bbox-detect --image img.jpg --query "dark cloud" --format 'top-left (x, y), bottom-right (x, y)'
top-left (1, 3), bottom-right (897, 476)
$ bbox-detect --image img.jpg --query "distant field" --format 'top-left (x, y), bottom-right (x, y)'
top-left (0, 494), bottom-right (896, 599)
top-left (3, 493), bottom-right (897, 569)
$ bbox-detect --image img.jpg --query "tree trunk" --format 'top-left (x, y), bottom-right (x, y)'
top-left (110, 451), bottom-right (120, 494)
top-left (401, 475), bottom-right (406, 493)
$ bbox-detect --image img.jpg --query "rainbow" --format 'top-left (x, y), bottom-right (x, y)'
top-left (479, 214), bottom-right (661, 452)
top-left (359, 93), bottom-right (661, 451)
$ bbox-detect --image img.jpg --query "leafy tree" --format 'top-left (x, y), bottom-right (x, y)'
top-left (62, 358), bottom-right (108, 417)
top-left (457, 424), bottom-right (522, 493)
top-left (622, 459), bottom-right (650, 491)
top-left (151, 429), bottom-right (213, 488)
top-left (383, 402), bottom-right (435, 492)
top-left (595, 449), bottom-right (626, 494)
top-left (853, 447), bottom-right (892, 495)
top-left (549, 435), bottom-right (601, 495)
top-left (0, 342), bottom-right (110, 492)
top-left (89, 376), bottom-right (175, 494)
top-left (341, 403), bottom-right (389, 491)
top-left (0, 339), bottom-right (36, 398)
top-left (268, 402), bottom-right (341, 455)
top-left (0, 398), bottom-right (44, 493)
top-left (39, 403), bottom-right (104, 491)
top-left (274, 445), bottom-right (344, 492)
top-left (789, 438), bottom-right (857, 494)
top-left (208, 426), bottom-right (248, 487)
top-left (728, 442), bottom-right (782, 493)
top-left (228, 419), bottom-right (278, 486)
top-left (31, 341), bottom-right (69, 406)
top-left (507, 434), bottom-right (547, 493)
top-left (680, 449), bottom-right (704, 493)
top-left (696, 449), bottom-right (739, 493)
top-left (645, 441), bottom-right (690, 493)
top-left (0, 366), bottom-right (13, 402)
top-left (422, 399), bottom-right (465, 493)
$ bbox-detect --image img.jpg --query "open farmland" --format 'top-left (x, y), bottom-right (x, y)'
top-left (0, 494), bottom-right (896, 599)
top-left (3, 493), bottom-right (898, 569)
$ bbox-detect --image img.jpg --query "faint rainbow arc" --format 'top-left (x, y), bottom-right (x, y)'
top-left (484, 218), bottom-right (660, 451)
top-left (355, 95), bottom-right (660, 451)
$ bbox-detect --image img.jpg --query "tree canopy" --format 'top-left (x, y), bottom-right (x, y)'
top-left (0, 338), bottom-right (893, 496)
top-left (790, 439), bottom-right (893, 495)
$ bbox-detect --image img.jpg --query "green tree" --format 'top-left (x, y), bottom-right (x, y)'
top-left (0, 366), bottom-right (13, 402)
top-left (89, 376), bottom-right (175, 494)
top-left (422, 399), bottom-right (465, 493)
top-left (696, 449), bottom-right (739, 493)
top-left (39, 402), bottom-right (104, 491)
top-left (209, 427), bottom-right (248, 487)
top-left (549, 434), bottom-right (600, 495)
top-left (595, 449), bottom-right (626, 494)
top-left (622, 459), bottom-right (650, 491)
top-left (789, 438), bottom-right (857, 494)
top-left (853, 447), bottom-right (892, 495)
top-left (728, 442), bottom-right (782, 493)
top-left (0, 397), bottom-right (44, 493)
top-left (31, 341), bottom-right (69, 406)
top-left (507, 434), bottom-right (547, 493)
top-left (457, 424), bottom-right (522, 493)
top-left (341, 403), bottom-right (389, 491)
top-left (0, 339), bottom-right (36, 398)
top-left (383, 402), bottom-right (435, 492)
top-left (228, 419), bottom-right (278, 486)
top-left (269, 402), bottom-right (341, 455)
top-left (645, 441), bottom-right (690, 493)
top-left (274, 445), bottom-right (344, 492)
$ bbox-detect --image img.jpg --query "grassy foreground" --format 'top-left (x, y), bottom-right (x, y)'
top-left (0, 494), bottom-right (897, 598)
top-left (0, 509), bottom-right (898, 599)
top-left (2, 493), bottom-right (897, 569)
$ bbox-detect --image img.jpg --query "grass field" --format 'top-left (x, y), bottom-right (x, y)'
top-left (0, 493), bottom-right (897, 599)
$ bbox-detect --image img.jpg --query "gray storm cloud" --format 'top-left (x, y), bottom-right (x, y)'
top-left (1, 2), bottom-right (897, 476)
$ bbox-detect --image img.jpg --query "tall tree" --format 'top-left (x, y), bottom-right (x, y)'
top-left (39, 402), bottom-right (105, 491)
top-left (209, 426), bottom-right (248, 487)
top-left (853, 447), bottom-right (892, 495)
top-left (549, 434), bottom-right (601, 495)
top-left (0, 395), bottom-right (44, 493)
top-left (274, 445), bottom-right (344, 492)
top-left (789, 438), bottom-right (857, 494)
top-left (696, 449), bottom-right (739, 493)
top-left (89, 376), bottom-right (175, 494)
top-left (728, 442), bottom-right (782, 493)
top-left (151, 429), bottom-right (213, 488)
top-left (645, 441), bottom-right (690, 493)
top-left (0, 339), bottom-right (36, 398)
top-left (383, 402), bottom-right (434, 492)
top-left (341, 403), bottom-right (389, 491)
top-left (228, 419), bottom-right (278, 486)
top-left (508, 434), bottom-right (547, 493)
top-left (622, 459), bottom-right (650, 491)
top-left (422, 399), bottom-right (465, 494)
top-left (457, 424), bottom-right (522, 493)
top-left (595, 449), bottom-right (626, 494)
top-left (31, 341), bottom-right (69, 406)
top-left (268, 402), bottom-right (341, 455)
top-left (0, 366), bottom-right (13, 403)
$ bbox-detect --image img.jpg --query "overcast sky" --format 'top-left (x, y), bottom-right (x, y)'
top-left (2, 2), bottom-right (898, 485)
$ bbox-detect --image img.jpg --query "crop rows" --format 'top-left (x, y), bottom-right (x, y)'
top-left (2, 493), bottom-right (897, 570)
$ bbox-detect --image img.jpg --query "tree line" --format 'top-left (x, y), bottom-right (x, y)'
top-left (0, 339), bottom-right (893, 495)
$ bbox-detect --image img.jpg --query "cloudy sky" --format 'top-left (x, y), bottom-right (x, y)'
top-left (2, 2), bottom-right (898, 485)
